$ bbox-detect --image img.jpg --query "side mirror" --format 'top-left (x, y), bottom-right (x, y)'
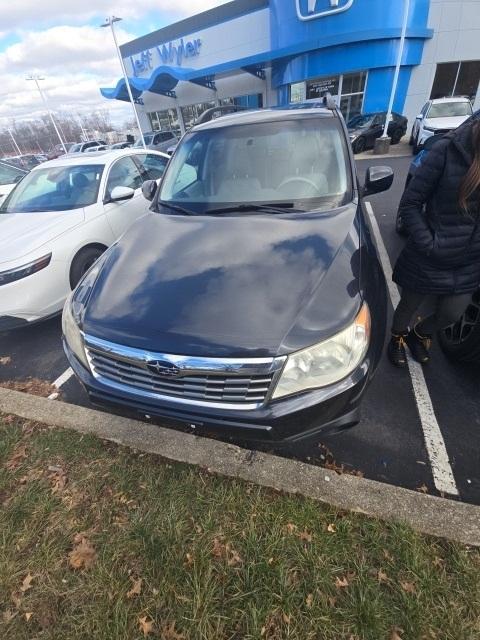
top-left (364, 166), bottom-right (394, 196)
top-left (416, 114), bottom-right (424, 120)
top-left (141, 179), bottom-right (158, 202)
top-left (109, 186), bottom-right (135, 202)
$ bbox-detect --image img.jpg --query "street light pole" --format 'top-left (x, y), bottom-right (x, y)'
top-left (26, 75), bottom-right (67, 154)
top-left (7, 127), bottom-right (22, 155)
top-left (101, 16), bottom-right (146, 149)
top-left (382, 0), bottom-right (411, 139)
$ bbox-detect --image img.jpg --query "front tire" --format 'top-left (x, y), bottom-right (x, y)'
top-left (353, 136), bottom-right (366, 154)
top-left (391, 130), bottom-right (403, 145)
top-left (438, 291), bottom-right (480, 363)
top-left (70, 246), bottom-right (105, 289)
top-left (412, 133), bottom-right (422, 156)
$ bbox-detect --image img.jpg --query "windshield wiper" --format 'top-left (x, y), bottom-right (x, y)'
top-left (203, 202), bottom-right (303, 215)
top-left (157, 201), bottom-right (196, 216)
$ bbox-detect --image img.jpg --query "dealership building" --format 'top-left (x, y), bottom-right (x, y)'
top-left (101, 0), bottom-right (480, 135)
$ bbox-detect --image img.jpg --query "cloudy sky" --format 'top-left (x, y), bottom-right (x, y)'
top-left (0, 0), bottom-right (228, 127)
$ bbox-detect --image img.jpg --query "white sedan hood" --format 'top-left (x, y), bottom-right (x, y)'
top-left (0, 210), bottom-right (84, 265)
top-left (424, 115), bottom-right (470, 130)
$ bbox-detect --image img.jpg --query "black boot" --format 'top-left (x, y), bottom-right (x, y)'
top-left (387, 333), bottom-right (408, 368)
top-left (406, 326), bottom-right (432, 364)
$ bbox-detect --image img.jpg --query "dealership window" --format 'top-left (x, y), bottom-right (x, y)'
top-left (181, 101), bottom-right (216, 130)
top-left (220, 93), bottom-right (263, 109)
top-left (289, 71), bottom-right (367, 122)
top-left (290, 82), bottom-right (306, 103)
top-left (148, 108), bottom-right (180, 135)
top-left (430, 61), bottom-right (480, 101)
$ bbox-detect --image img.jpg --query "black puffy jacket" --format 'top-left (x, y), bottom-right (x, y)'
top-left (393, 117), bottom-right (480, 295)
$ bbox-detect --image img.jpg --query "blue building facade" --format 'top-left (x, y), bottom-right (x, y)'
top-left (100, 0), bottom-right (479, 135)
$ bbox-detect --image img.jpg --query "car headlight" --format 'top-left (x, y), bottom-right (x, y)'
top-left (0, 253), bottom-right (51, 286)
top-left (62, 252), bottom-right (108, 371)
top-left (62, 294), bottom-right (90, 370)
top-left (272, 304), bottom-right (371, 400)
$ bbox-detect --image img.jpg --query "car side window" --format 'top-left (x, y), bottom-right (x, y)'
top-left (135, 154), bottom-right (168, 180)
top-left (106, 156), bottom-right (143, 196)
top-left (0, 163), bottom-right (26, 186)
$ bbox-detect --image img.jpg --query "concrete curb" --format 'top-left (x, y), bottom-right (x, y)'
top-left (1, 386), bottom-right (479, 547)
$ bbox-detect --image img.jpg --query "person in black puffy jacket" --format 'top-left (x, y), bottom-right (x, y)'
top-left (388, 111), bottom-right (480, 367)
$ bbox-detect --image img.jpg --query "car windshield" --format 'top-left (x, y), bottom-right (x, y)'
top-left (157, 117), bottom-right (351, 214)
top-left (428, 102), bottom-right (472, 118)
top-left (134, 135), bottom-right (154, 147)
top-left (348, 114), bottom-right (375, 128)
top-left (0, 164), bottom-right (104, 213)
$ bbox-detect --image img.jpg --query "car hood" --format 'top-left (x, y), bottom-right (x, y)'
top-left (424, 115), bottom-right (470, 130)
top-left (0, 210), bottom-right (85, 265)
top-left (83, 206), bottom-right (362, 358)
top-left (348, 126), bottom-right (368, 137)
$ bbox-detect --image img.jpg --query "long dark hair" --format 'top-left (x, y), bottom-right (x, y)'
top-left (459, 120), bottom-right (480, 212)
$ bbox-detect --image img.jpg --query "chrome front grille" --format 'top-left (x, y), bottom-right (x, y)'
top-left (84, 334), bottom-right (285, 410)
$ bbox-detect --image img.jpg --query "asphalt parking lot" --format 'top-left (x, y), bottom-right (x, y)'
top-left (1, 154), bottom-right (479, 505)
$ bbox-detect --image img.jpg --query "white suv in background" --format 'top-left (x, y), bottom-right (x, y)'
top-left (410, 97), bottom-right (472, 154)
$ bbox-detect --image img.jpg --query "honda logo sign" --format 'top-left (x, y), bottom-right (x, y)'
top-left (296, 0), bottom-right (355, 21)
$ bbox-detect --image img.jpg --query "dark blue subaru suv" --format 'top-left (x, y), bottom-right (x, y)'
top-left (63, 104), bottom-right (392, 445)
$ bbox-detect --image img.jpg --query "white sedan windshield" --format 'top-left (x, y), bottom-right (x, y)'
top-left (428, 102), bottom-right (472, 118)
top-left (158, 117), bottom-right (351, 213)
top-left (0, 164), bottom-right (104, 213)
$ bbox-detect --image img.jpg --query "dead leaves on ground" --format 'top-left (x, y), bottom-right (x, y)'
top-left (6, 444), bottom-right (28, 470)
top-left (127, 577), bottom-right (143, 599)
top-left (139, 616), bottom-right (154, 636)
top-left (284, 523), bottom-right (313, 543)
top-left (211, 536), bottom-right (242, 567)
top-left (335, 575), bottom-right (350, 589)
top-left (400, 580), bottom-right (416, 594)
top-left (47, 465), bottom-right (68, 493)
top-left (377, 568), bottom-right (390, 584)
top-left (0, 377), bottom-right (57, 397)
top-left (416, 484), bottom-right (429, 494)
top-left (68, 534), bottom-right (96, 570)
top-left (335, 571), bottom-right (356, 589)
top-left (20, 573), bottom-right (34, 593)
top-left (0, 355), bottom-right (11, 365)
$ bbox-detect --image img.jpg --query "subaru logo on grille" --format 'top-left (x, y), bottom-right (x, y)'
top-left (146, 360), bottom-right (182, 378)
top-left (296, 0), bottom-right (354, 20)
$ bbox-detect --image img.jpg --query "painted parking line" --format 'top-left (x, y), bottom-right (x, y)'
top-left (365, 201), bottom-right (459, 496)
top-left (48, 367), bottom-right (74, 400)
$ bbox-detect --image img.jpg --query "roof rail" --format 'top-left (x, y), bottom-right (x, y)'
top-left (322, 92), bottom-right (337, 111)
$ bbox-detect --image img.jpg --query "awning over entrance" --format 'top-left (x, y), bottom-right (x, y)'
top-left (100, 50), bottom-right (275, 101)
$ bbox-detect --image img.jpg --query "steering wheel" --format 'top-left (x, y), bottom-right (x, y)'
top-left (277, 176), bottom-right (320, 194)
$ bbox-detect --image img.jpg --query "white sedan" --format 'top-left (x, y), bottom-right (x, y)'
top-left (0, 148), bottom-right (169, 331)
